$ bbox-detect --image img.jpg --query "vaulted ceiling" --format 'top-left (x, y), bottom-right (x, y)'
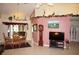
top-left (0, 3), bottom-right (36, 16)
top-left (0, 3), bottom-right (79, 17)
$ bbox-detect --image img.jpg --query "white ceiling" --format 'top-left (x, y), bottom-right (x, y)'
top-left (0, 3), bottom-right (79, 17)
top-left (0, 3), bottom-right (36, 16)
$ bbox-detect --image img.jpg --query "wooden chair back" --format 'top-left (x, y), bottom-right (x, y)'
top-left (13, 33), bottom-right (20, 44)
top-left (3, 33), bottom-right (13, 48)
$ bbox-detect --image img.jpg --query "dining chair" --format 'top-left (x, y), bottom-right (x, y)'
top-left (3, 33), bottom-right (13, 49)
top-left (13, 33), bottom-right (21, 48)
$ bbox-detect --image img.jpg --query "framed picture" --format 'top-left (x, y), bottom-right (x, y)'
top-left (33, 24), bottom-right (37, 31)
top-left (48, 20), bottom-right (59, 28)
top-left (39, 25), bottom-right (44, 31)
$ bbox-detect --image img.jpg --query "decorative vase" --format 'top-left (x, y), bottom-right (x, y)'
top-left (8, 16), bottom-right (12, 21)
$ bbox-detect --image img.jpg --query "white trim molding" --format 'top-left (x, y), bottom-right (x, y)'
top-left (43, 44), bottom-right (49, 47)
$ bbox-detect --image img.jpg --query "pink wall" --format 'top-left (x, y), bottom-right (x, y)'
top-left (32, 19), bottom-right (38, 43)
top-left (32, 16), bottom-right (71, 46)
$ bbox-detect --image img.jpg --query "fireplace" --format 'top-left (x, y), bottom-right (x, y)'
top-left (49, 32), bottom-right (64, 48)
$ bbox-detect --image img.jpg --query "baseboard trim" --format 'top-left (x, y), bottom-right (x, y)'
top-left (43, 44), bottom-right (49, 47)
top-left (33, 41), bottom-right (49, 47)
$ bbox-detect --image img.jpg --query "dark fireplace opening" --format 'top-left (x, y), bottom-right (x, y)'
top-left (49, 32), bottom-right (64, 48)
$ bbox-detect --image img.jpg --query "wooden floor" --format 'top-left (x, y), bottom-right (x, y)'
top-left (2, 42), bottom-right (79, 55)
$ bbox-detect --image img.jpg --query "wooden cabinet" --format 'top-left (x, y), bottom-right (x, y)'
top-left (2, 21), bottom-right (27, 49)
top-left (2, 21), bottom-right (28, 38)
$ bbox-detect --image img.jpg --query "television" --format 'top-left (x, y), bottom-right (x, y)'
top-left (49, 32), bottom-right (64, 41)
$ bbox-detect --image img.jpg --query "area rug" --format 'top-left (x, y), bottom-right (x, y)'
top-left (5, 42), bottom-right (31, 50)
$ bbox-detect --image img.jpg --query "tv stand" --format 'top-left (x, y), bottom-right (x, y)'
top-left (49, 40), bottom-right (64, 48)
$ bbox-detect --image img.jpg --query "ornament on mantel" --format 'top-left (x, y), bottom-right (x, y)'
top-left (52, 12), bottom-right (55, 16)
top-left (43, 11), bottom-right (45, 16)
top-left (13, 15), bottom-right (15, 19)
top-left (8, 16), bottom-right (13, 21)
